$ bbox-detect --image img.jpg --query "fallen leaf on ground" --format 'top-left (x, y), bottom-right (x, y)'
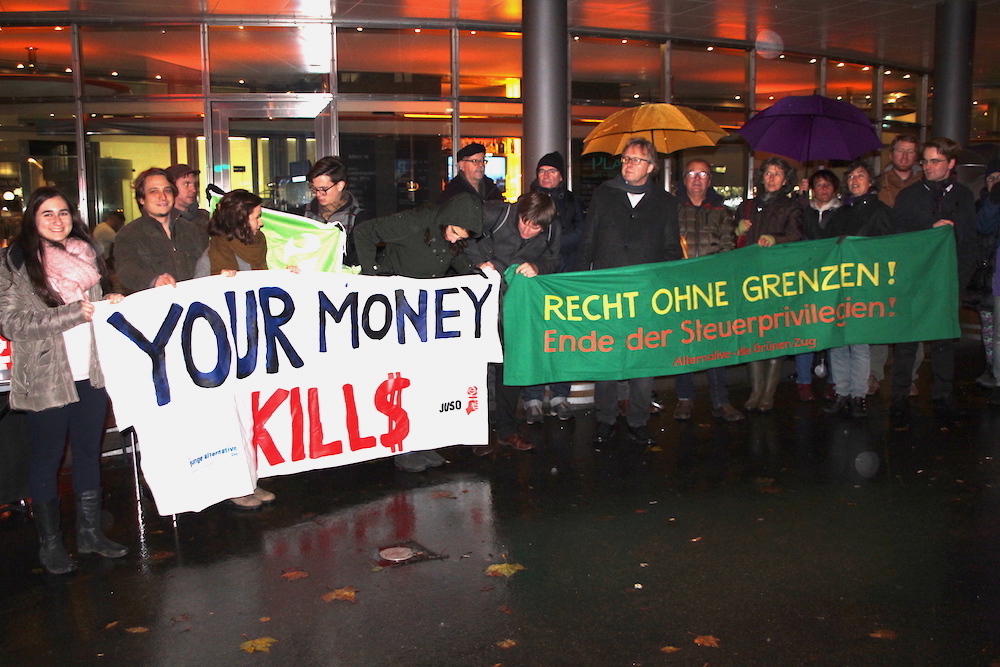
top-left (660, 646), bottom-right (681, 653)
top-left (321, 586), bottom-right (359, 603)
top-left (481, 586), bottom-right (495, 592)
top-left (239, 637), bottom-right (278, 653)
top-left (634, 509), bottom-right (648, 514)
top-left (690, 537), bottom-right (703, 542)
top-left (869, 629), bottom-right (898, 639)
top-left (170, 614), bottom-right (189, 623)
top-left (260, 617), bottom-right (271, 623)
top-left (498, 605), bottom-right (513, 614)
top-left (496, 639), bottom-right (517, 649)
top-left (150, 551), bottom-right (174, 560)
top-left (280, 567), bottom-right (308, 581)
top-left (430, 491), bottom-right (457, 499)
top-left (124, 626), bottom-right (148, 634)
top-left (103, 621), bottom-right (118, 630)
top-left (486, 563), bottom-right (525, 578)
top-left (694, 635), bottom-right (720, 647)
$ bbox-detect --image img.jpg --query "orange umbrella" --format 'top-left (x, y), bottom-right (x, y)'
top-left (583, 103), bottom-right (727, 156)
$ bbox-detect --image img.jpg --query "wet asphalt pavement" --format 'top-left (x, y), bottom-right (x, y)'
top-left (2, 345), bottom-right (999, 667)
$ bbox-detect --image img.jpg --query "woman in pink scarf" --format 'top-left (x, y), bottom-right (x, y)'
top-left (0, 187), bottom-right (128, 574)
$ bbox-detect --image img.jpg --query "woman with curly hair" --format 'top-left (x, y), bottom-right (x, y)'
top-left (196, 189), bottom-right (282, 508)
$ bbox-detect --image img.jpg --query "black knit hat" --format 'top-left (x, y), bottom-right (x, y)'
top-left (457, 143), bottom-right (487, 160)
top-left (985, 159), bottom-right (1000, 177)
top-left (536, 151), bottom-right (565, 177)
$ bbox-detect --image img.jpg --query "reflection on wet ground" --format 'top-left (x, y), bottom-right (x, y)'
top-left (2, 350), bottom-right (1000, 666)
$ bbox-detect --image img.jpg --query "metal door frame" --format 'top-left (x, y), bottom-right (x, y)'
top-left (206, 96), bottom-right (337, 191)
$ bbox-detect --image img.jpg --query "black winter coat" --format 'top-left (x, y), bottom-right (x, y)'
top-left (824, 193), bottom-right (892, 239)
top-left (574, 180), bottom-right (682, 271)
top-left (467, 201), bottom-right (561, 275)
top-left (737, 192), bottom-right (803, 246)
top-left (438, 173), bottom-right (503, 205)
top-left (893, 178), bottom-right (977, 291)
top-left (530, 179), bottom-right (584, 272)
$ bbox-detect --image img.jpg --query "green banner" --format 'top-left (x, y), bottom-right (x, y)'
top-left (502, 227), bottom-right (960, 385)
top-left (208, 194), bottom-right (355, 273)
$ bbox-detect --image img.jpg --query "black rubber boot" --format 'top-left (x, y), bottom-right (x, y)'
top-left (76, 490), bottom-right (129, 558)
top-left (33, 498), bottom-right (77, 575)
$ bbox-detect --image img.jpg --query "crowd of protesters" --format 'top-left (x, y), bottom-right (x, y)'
top-left (3, 134), bottom-right (997, 573)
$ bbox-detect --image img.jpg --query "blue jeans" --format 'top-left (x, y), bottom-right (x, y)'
top-left (26, 381), bottom-right (109, 504)
top-left (674, 366), bottom-right (730, 408)
top-left (795, 352), bottom-right (813, 384)
top-left (595, 377), bottom-right (653, 428)
top-left (829, 344), bottom-right (870, 398)
top-left (522, 382), bottom-right (571, 402)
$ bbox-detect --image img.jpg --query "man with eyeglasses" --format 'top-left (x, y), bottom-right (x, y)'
top-left (305, 156), bottom-right (370, 266)
top-left (575, 137), bottom-right (682, 446)
top-left (439, 143), bottom-right (504, 205)
top-left (114, 167), bottom-right (208, 294)
top-left (890, 137), bottom-right (977, 426)
top-left (671, 159), bottom-right (743, 422)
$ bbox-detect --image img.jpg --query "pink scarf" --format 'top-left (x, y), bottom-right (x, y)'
top-left (41, 238), bottom-right (100, 303)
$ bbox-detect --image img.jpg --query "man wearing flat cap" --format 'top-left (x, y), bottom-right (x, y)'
top-left (439, 142), bottom-right (504, 204)
top-left (166, 163), bottom-right (210, 231)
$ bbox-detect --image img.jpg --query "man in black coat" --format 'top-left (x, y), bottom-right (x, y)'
top-left (890, 136), bottom-right (977, 425)
top-left (438, 143), bottom-right (504, 204)
top-left (575, 137), bottom-right (683, 446)
top-left (521, 151), bottom-right (585, 423)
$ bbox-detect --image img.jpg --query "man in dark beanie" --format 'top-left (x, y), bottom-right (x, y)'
top-left (521, 151), bottom-right (586, 423)
top-left (439, 142), bottom-right (504, 204)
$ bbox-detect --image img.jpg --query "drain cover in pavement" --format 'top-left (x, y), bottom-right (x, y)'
top-left (372, 541), bottom-right (447, 568)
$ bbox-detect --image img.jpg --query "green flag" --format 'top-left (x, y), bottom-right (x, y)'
top-left (208, 193), bottom-right (356, 273)
top-left (502, 227), bottom-right (960, 385)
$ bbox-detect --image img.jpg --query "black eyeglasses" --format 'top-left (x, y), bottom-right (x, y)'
top-left (310, 184), bottom-right (337, 195)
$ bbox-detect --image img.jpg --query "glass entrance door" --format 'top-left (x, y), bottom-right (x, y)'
top-left (208, 97), bottom-right (335, 212)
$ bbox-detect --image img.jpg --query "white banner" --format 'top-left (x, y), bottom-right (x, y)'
top-left (93, 270), bottom-right (503, 515)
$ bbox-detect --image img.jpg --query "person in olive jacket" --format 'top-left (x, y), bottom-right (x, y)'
top-left (355, 192), bottom-right (482, 279)
top-left (353, 193), bottom-right (483, 473)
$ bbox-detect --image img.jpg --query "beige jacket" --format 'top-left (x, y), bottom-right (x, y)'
top-left (0, 244), bottom-right (105, 412)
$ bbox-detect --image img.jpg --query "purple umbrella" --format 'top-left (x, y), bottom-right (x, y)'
top-left (736, 95), bottom-right (883, 163)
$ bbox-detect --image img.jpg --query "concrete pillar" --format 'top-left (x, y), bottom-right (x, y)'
top-left (522, 0), bottom-right (569, 185)
top-left (931, 0), bottom-right (976, 144)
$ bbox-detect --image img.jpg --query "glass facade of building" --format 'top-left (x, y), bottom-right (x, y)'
top-left (0, 15), bottom-right (930, 233)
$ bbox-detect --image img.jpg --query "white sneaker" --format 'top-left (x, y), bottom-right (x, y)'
top-left (419, 450), bottom-right (446, 467)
